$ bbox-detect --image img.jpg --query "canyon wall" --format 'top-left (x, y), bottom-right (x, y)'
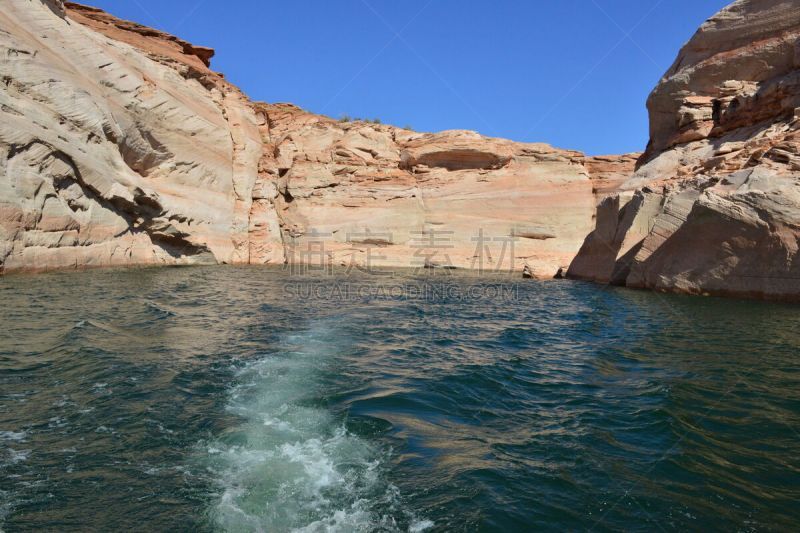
top-left (258, 103), bottom-right (619, 275)
top-left (0, 0), bottom-right (637, 278)
top-left (4, 0), bottom-right (798, 300)
top-left (0, 0), bottom-right (282, 272)
top-left (568, 0), bottom-right (800, 301)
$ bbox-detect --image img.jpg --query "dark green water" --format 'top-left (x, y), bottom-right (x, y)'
top-left (1, 267), bottom-right (799, 532)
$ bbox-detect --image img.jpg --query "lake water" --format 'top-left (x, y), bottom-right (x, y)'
top-left (1, 266), bottom-right (799, 531)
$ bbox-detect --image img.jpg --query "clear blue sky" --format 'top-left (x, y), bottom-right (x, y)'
top-left (84, 0), bottom-right (731, 155)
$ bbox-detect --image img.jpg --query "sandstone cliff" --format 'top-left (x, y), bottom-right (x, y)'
top-left (257, 103), bottom-right (610, 275)
top-left (0, 0), bottom-right (635, 278)
top-left (0, 0), bottom-right (277, 272)
top-left (6, 0), bottom-right (796, 301)
top-left (568, 0), bottom-right (800, 301)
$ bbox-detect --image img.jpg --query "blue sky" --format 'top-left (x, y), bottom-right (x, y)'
top-left (84, 0), bottom-right (731, 155)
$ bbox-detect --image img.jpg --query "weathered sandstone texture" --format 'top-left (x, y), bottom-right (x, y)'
top-left (569, 0), bottom-right (800, 301)
top-left (584, 154), bottom-right (640, 197)
top-left (0, 0), bottom-right (281, 272)
top-left (7, 0), bottom-right (797, 300)
top-left (0, 0), bottom-right (627, 278)
top-left (259, 103), bottom-right (605, 275)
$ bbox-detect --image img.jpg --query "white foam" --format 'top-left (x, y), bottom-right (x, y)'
top-left (48, 417), bottom-right (67, 429)
top-left (0, 431), bottom-right (26, 442)
top-left (6, 449), bottom-right (29, 465)
top-left (202, 321), bottom-right (430, 532)
top-left (409, 519), bottom-right (435, 532)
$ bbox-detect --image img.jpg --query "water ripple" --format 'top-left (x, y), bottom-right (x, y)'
top-left (0, 267), bottom-right (798, 531)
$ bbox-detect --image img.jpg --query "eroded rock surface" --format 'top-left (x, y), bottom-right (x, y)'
top-left (0, 1), bottom-right (607, 278)
top-left (0, 0), bottom-right (283, 272)
top-left (569, 0), bottom-right (800, 300)
top-left (258, 108), bottom-right (597, 276)
top-left (584, 154), bottom-right (640, 197)
top-left (9, 0), bottom-right (797, 299)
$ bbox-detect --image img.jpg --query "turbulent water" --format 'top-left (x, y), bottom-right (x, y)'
top-left (1, 267), bottom-right (799, 531)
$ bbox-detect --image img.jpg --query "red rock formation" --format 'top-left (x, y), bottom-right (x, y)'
top-left (65, 3), bottom-right (215, 70)
top-left (0, 0), bottom-right (602, 278)
top-left (255, 107), bottom-right (596, 276)
top-left (583, 154), bottom-right (640, 197)
top-left (7, 0), bottom-right (799, 300)
top-left (0, 0), bottom-right (275, 272)
top-left (642, 0), bottom-right (800, 162)
top-left (569, 0), bottom-right (800, 301)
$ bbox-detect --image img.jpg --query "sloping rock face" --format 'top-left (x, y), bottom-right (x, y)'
top-left (258, 105), bottom-right (599, 276)
top-left (0, 0), bottom-right (284, 273)
top-left (0, 1), bottom-right (611, 278)
top-left (569, 0), bottom-right (800, 301)
top-left (584, 154), bottom-right (640, 197)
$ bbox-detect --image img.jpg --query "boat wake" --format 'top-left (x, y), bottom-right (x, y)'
top-left (202, 321), bottom-right (431, 532)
